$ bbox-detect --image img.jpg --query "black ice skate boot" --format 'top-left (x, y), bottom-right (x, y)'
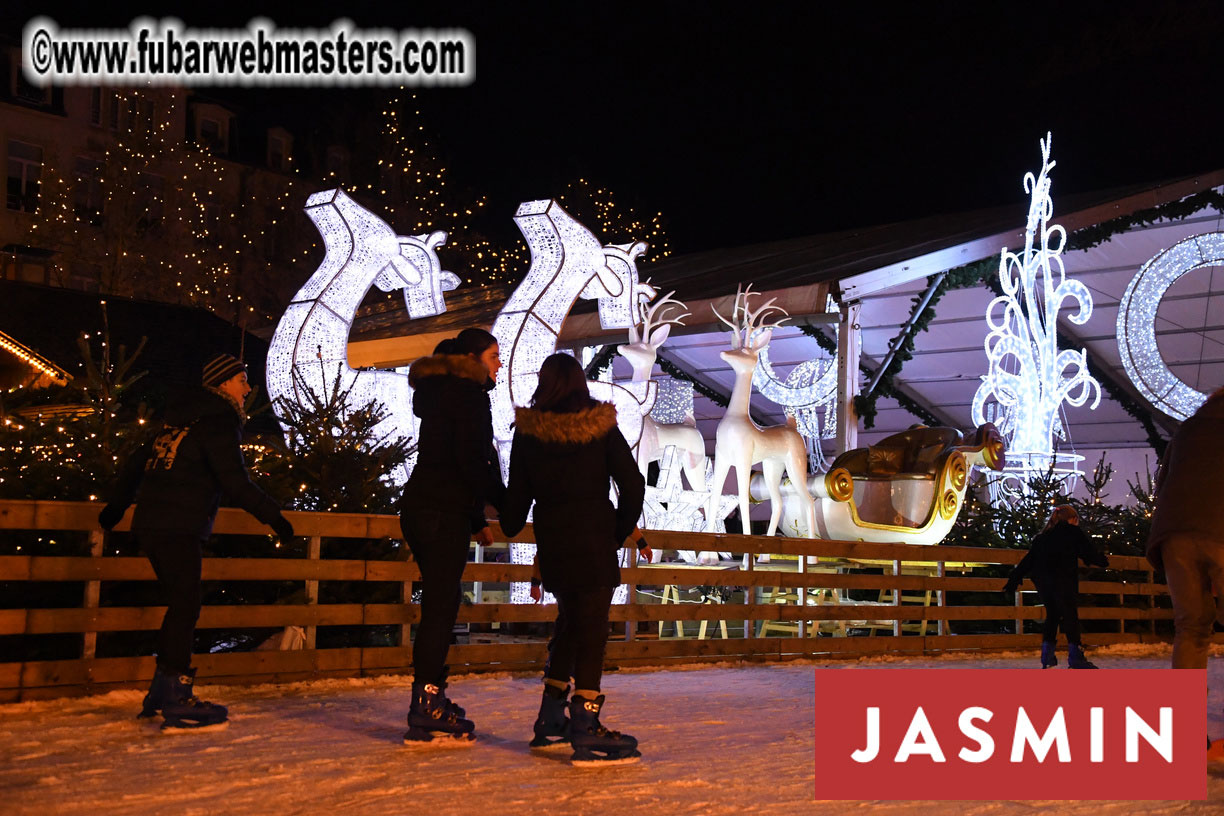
top-left (137, 665), bottom-right (172, 720)
top-left (159, 668), bottom-right (229, 731)
top-left (437, 665), bottom-right (466, 719)
top-left (404, 680), bottom-right (475, 744)
top-left (529, 683), bottom-right (571, 750)
top-left (1040, 641), bottom-right (1057, 669)
top-left (1067, 643), bottom-right (1099, 669)
top-left (568, 694), bottom-right (640, 766)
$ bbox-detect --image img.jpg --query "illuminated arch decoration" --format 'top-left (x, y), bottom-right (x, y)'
top-left (266, 189), bottom-right (458, 484)
top-left (970, 133), bottom-right (1100, 502)
top-left (1116, 232), bottom-right (1224, 421)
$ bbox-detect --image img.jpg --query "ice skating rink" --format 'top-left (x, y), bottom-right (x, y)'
top-left (3, 644), bottom-right (1223, 815)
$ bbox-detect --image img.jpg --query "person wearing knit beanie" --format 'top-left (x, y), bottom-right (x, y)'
top-left (202, 353), bottom-right (247, 389)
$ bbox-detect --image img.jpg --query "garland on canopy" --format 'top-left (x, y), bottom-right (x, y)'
top-left (849, 188), bottom-right (1224, 444)
top-left (581, 344), bottom-right (732, 408)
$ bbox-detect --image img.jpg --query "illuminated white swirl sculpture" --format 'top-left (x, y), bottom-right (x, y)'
top-left (970, 133), bottom-right (1100, 500)
top-left (1116, 232), bottom-right (1223, 421)
top-left (753, 345), bottom-right (838, 472)
top-left (266, 189), bottom-right (458, 484)
top-left (707, 285), bottom-right (817, 538)
top-left (494, 199), bottom-right (657, 603)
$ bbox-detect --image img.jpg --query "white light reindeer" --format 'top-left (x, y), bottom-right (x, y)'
top-left (617, 291), bottom-right (707, 488)
top-left (707, 285), bottom-right (817, 539)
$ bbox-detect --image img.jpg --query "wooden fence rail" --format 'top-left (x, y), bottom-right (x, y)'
top-left (0, 499), bottom-right (1182, 702)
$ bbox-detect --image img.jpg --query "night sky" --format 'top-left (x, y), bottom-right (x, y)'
top-left (8, 1), bottom-right (1223, 254)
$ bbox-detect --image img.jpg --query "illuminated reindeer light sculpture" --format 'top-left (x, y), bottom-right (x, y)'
top-left (707, 285), bottom-right (817, 539)
top-left (617, 291), bottom-right (707, 487)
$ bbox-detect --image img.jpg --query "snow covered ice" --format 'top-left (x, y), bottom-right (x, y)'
top-left (3, 644), bottom-right (1223, 815)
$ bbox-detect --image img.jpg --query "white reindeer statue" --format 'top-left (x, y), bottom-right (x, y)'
top-left (707, 285), bottom-right (817, 540)
top-left (617, 291), bottom-right (706, 487)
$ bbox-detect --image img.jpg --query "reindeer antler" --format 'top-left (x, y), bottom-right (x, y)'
top-left (629, 288), bottom-right (690, 345)
top-left (712, 284), bottom-right (789, 350)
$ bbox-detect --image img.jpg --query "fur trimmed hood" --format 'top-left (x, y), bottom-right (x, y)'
top-left (515, 402), bottom-right (618, 445)
top-left (408, 353), bottom-right (489, 388)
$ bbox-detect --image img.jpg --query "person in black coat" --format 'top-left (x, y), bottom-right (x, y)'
top-left (98, 353), bottom-right (294, 729)
top-left (1003, 505), bottom-right (1109, 669)
top-left (500, 353), bottom-right (646, 763)
top-left (397, 328), bottom-right (502, 742)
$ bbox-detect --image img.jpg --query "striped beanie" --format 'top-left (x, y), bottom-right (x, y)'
top-left (202, 353), bottom-right (247, 388)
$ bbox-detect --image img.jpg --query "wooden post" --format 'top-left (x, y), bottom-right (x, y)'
top-left (1147, 566), bottom-right (1156, 636)
top-left (937, 561), bottom-right (946, 637)
top-left (892, 559), bottom-right (901, 637)
top-left (81, 528), bottom-right (104, 660)
top-left (744, 539), bottom-right (754, 639)
top-left (797, 550), bottom-right (807, 639)
top-left (1014, 588), bottom-right (1023, 636)
top-left (305, 535), bottom-right (321, 650)
top-left (835, 301), bottom-right (862, 456)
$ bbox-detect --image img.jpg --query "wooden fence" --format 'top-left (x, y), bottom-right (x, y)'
top-left (0, 499), bottom-right (1178, 702)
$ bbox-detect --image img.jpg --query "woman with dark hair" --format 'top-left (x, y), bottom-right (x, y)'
top-left (398, 330), bottom-right (502, 743)
top-left (1003, 504), bottom-right (1109, 669)
top-left (500, 353), bottom-right (647, 765)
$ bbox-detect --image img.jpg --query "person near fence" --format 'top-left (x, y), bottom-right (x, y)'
top-left (1003, 504), bottom-right (1108, 669)
top-left (397, 328), bottom-right (503, 743)
top-left (500, 352), bottom-right (646, 764)
top-left (1144, 386), bottom-right (1224, 754)
top-left (97, 352), bottom-right (295, 730)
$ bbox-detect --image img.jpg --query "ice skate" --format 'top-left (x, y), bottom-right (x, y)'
top-left (403, 680), bottom-right (475, 746)
top-left (1067, 643), bottom-right (1099, 669)
top-left (1040, 641), bottom-right (1057, 669)
top-left (437, 665), bottom-right (466, 719)
top-left (141, 667), bottom-right (228, 732)
top-left (529, 683), bottom-right (571, 750)
top-left (568, 694), bottom-right (640, 766)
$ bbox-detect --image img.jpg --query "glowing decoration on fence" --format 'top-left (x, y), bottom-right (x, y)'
top-left (266, 189), bottom-right (457, 483)
top-left (1116, 232), bottom-right (1224, 421)
top-left (707, 284), bottom-right (817, 539)
top-left (491, 199), bottom-right (657, 604)
top-left (753, 344), bottom-right (838, 472)
top-left (970, 133), bottom-right (1100, 501)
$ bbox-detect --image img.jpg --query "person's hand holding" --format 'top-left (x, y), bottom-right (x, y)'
top-left (475, 526), bottom-right (495, 547)
top-left (97, 504), bottom-right (125, 531)
top-left (272, 515), bottom-right (295, 547)
top-left (529, 583), bottom-right (542, 603)
top-left (638, 545), bottom-right (654, 563)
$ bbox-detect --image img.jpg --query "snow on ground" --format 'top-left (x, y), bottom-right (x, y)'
top-left (4, 644), bottom-right (1224, 815)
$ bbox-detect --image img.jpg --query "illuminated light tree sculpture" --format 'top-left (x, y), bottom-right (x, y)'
top-left (266, 189), bottom-right (458, 484)
top-left (1116, 231), bottom-right (1224, 421)
top-left (707, 285), bottom-right (817, 539)
top-left (970, 133), bottom-right (1101, 502)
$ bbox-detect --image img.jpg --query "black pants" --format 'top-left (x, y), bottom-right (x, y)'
top-left (1036, 579), bottom-right (1082, 645)
top-left (401, 508), bottom-right (470, 686)
top-left (545, 587), bottom-right (615, 692)
top-left (140, 532), bottom-right (204, 674)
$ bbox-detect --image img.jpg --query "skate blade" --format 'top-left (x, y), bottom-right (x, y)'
top-left (529, 737), bottom-right (571, 752)
top-left (402, 729), bottom-right (477, 748)
top-left (160, 719), bottom-right (229, 734)
top-left (571, 749), bottom-right (642, 767)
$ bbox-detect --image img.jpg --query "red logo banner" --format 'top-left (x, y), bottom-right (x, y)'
top-left (813, 669), bottom-right (1206, 800)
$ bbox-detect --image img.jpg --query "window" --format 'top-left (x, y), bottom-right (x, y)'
top-left (325, 146), bottom-right (350, 179)
top-left (89, 88), bottom-right (102, 125)
top-left (268, 133), bottom-right (288, 171)
top-left (13, 58), bottom-right (51, 106)
top-left (199, 117), bottom-right (224, 152)
top-left (1, 247), bottom-right (50, 285)
top-left (73, 157), bottom-right (105, 225)
top-left (7, 141), bottom-right (43, 212)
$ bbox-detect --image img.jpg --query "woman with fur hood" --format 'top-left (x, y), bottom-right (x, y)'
top-left (500, 353), bottom-right (646, 764)
top-left (398, 328), bottom-right (502, 743)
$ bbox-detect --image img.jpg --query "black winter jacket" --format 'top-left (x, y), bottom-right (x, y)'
top-left (104, 388), bottom-right (283, 540)
top-left (500, 401), bottom-right (645, 592)
top-left (398, 353), bottom-right (500, 531)
top-left (1147, 391), bottom-right (1224, 569)
top-left (1005, 521), bottom-right (1108, 594)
